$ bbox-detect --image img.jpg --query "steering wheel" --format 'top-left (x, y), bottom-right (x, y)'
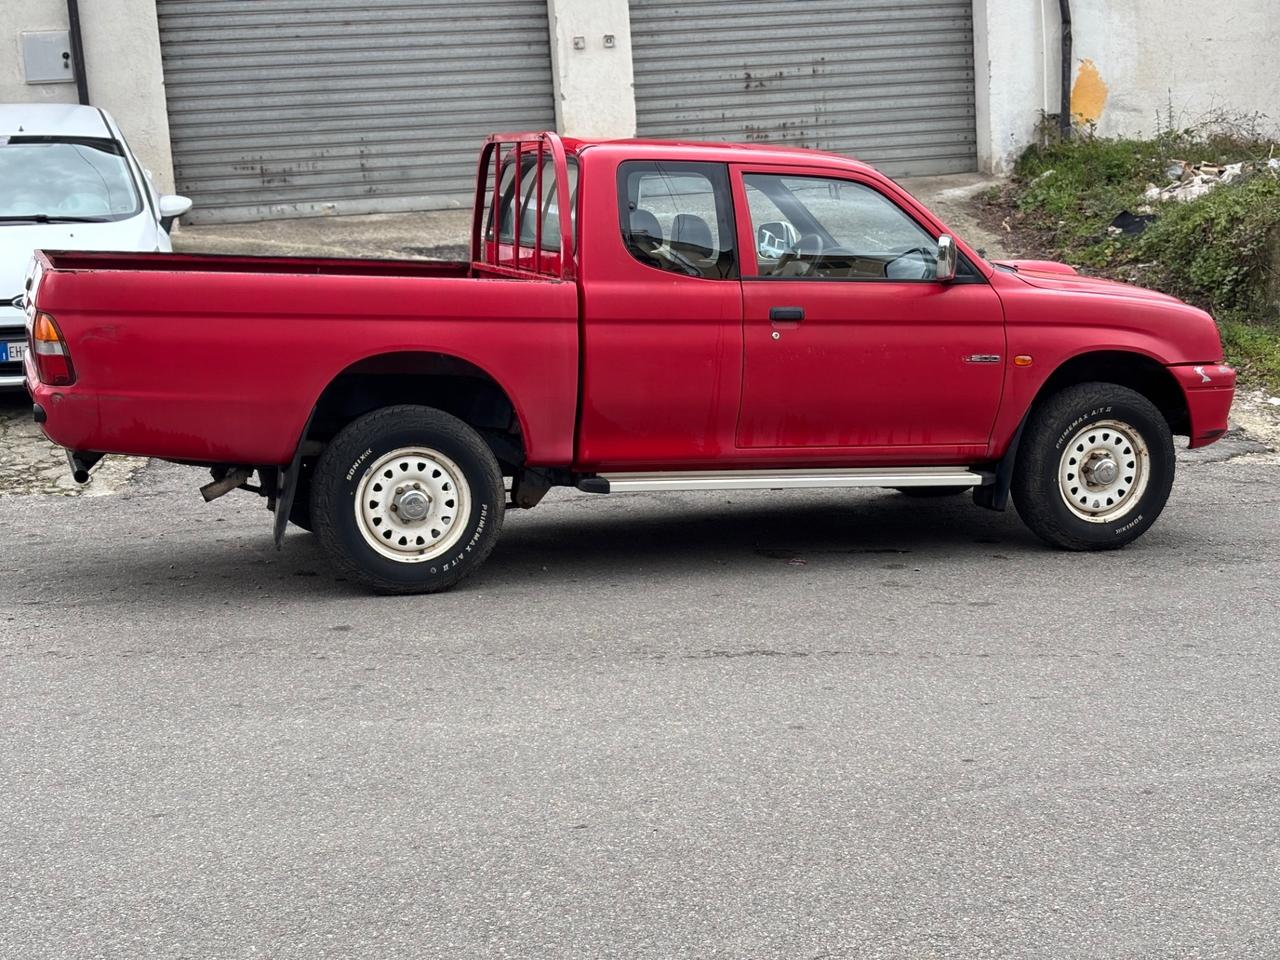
top-left (884, 246), bottom-right (937, 281)
top-left (774, 232), bottom-right (825, 277)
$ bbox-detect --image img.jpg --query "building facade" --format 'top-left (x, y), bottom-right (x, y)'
top-left (4, 0), bottom-right (1276, 224)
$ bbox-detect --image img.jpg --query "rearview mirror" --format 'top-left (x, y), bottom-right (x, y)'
top-left (756, 221), bottom-right (799, 259)
top-left (936, 234), bottom-right (957, 282)
top-left (159, 195), bottom-right (193, 219)
top-left (158, 195), bottom-right (193, 233)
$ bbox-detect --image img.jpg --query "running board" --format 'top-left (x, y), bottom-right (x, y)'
top-left (576, 466), bottom-right (990, 494)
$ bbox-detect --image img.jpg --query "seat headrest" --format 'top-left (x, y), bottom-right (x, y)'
top-left (671, 213), bottom-right (714, 258)
top-left (629, 209), bottom-right (663, 250)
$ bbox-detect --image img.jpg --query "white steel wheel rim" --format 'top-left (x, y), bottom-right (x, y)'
top-left (1057, 419), bottom-right (1150, 523)
top-left (354, 447), bottom-right (471, 563)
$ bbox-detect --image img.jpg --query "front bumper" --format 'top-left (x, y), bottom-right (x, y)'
top-left (1168, 362), bottom-right (1237, 448)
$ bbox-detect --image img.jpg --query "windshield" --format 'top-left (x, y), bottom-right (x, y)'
top-left (0, 137), bottom-right (141, 221)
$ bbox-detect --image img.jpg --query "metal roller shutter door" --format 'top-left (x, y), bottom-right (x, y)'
top-left (157, 0), bottom-right (556, 223)
top-left (630, 0), bottom-right (977, 177)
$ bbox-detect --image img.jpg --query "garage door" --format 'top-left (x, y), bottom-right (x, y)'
top-left (630, 0), bottom-right (977, 177)
top-left (157, 0), bottom-right (556, 223)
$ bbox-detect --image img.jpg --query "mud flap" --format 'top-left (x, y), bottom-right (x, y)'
top-left (973, 418), bottom-right (1026, 512)
top-left (273, 408), bottom-right (317, 548)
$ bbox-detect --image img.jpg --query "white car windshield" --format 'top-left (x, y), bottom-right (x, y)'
top-left (0, 137), bottom-right (141, 222)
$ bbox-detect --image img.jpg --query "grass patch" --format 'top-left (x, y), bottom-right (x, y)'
top-left (993, 128), bottom-right (1280, 387)
top-left (1221, 319), bottom-right (1280, 392)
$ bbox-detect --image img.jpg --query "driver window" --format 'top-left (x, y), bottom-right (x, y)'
top-left (743, 174), bottom-right (939, 281)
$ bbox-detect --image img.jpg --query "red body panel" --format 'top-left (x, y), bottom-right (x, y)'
top-left (30, 254), bottom-right (579, 465)
top-left (26, 135), bottom-right (1234, 476)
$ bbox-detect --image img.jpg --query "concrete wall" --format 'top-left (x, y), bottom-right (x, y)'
top-left (1, 0), bottom-right (77, 105)
top-left (1070, 0), bottom-right (1280, 140)
top-left (976, 0), bottom-right (1280, 174)
top-left (1, 0), bottom-right (175, 193)
top-left (9, 0), bottom-right (1276, 204)
top-left (973, 0), bottom-right (1056, 174)
top-left (546, 0), bottom-right (636, 140)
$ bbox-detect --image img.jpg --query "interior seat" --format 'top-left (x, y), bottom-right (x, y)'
top-left (628, 208), bottom-right (664, 264)
top-left (670, 213), bottom-right (715, 259)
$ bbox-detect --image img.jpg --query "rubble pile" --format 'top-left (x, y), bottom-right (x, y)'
top-left (1108, 155), bottom-right (1280, 236)
top-left (1143, 156), bottom-right (1280, 205)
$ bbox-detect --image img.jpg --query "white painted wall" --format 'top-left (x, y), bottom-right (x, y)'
top-left (10, 0), bottom-right (1274, 206)
top-left (1071, 0), bottom-right (1280, 140)
top-left (78, 0), bottom-right (176, 194)
top-left (976, 0), bottom-right (1280, 174)
top-left (0, 0), bottom-right (175, 193)
top-left (0, 0), bottom-right (77, 105)
top-left (973, 0), bottom-right (1050, 174)
top-left (546, 0), bottom-right (636, 140)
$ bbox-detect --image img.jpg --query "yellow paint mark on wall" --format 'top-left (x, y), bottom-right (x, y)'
top-left (1070, 58), bottom-right (1108, 125)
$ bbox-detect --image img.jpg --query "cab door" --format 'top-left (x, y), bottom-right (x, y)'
top-left (732, 166), bottom-right (1005, 458)
top-left (574, 158), bottom-right (744, 469)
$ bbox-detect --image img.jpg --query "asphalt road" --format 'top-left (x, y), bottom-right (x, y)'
top-left (2, 394), bottom-right (1279, 959)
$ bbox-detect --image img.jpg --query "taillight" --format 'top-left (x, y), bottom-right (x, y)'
top-left (30, 311), bottom-right (76, 386)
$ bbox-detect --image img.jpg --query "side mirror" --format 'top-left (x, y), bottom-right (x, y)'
top-left (756, 220), bottom-right (799, 259)
top-left (157, 194), bottom-right (193, 233)
top-left (936, 234), bottom-right (957, 282)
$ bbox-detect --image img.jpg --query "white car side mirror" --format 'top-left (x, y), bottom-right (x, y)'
top-left (159, 195), bottom-right (193, 219)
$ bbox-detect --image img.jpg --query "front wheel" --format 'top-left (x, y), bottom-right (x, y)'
top-left (310, 405), bottom-right (504, 594)
top-left (1012, 382), bottom-right (1175, 550)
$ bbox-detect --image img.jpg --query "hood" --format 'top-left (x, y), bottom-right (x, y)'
top-left (0, 215), bottom-right (159, 304)
top-left (994, 259), bottom-right (1078, 275)
top-left (998, 260), bottom-right (1181, 304)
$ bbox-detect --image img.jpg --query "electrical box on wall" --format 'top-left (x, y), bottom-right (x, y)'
top-left (21, 31), bottom-right (76, 84)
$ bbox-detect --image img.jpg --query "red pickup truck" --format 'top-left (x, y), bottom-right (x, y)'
top-left (24, 132), bottom-right (1235, 593)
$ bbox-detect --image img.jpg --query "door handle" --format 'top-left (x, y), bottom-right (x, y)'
top-left (769, 306), bottom-right (804, 322)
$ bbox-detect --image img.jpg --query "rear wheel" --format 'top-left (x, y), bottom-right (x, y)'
top-left (1012, 382), bottom-right (1174, 550)
top-left (311, 405), bottom-right (504, 594)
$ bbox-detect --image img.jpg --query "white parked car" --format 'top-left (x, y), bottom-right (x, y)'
top-left (0, 103), bottom-right (191, 389)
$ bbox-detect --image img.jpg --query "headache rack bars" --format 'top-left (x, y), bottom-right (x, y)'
top-left (470, 131), bottom-right (576, 282)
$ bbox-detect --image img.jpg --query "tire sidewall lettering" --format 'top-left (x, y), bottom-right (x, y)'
top-left (345, 447), bottom-right (374, 483)
top-left (1054, 405), bottom-right (1114, 451)
top-left (1114, 513), bottom-right (1145, 535)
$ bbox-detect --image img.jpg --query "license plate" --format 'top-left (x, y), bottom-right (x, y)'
top-left (1, 341), bottom-right (23, 364)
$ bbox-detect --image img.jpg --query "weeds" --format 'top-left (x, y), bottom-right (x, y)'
top-left (992, 117), bottom-right (1280, 388)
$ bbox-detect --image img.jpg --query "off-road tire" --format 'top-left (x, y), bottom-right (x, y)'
top-left (311, 405), bottom-right (504, 594)
top-left (1012, 382), bottom-right (1174, 551)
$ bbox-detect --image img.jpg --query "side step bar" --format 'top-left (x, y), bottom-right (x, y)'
top-left (577, 466), bottom-right (990, 494)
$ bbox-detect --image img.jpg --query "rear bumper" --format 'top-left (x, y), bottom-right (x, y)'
top-left (25, 366), bottom-right (99, 453)
top-left (1168, 363), bottom-right (1236, 448)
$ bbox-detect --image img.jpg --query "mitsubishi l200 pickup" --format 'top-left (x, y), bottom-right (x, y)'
top-left (23, 132), bottom-right (1236, 593)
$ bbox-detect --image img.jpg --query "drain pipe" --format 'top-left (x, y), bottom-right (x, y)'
top-left (66, 0), bottom-right (90, 105)
top-left (1058, 0), bottom-right (1072, 139)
